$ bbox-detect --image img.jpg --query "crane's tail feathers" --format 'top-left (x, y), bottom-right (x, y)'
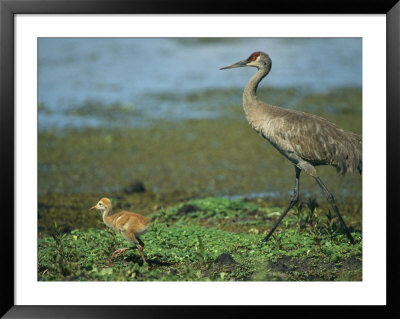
top-left (334, 132), bottom-right (362, 175)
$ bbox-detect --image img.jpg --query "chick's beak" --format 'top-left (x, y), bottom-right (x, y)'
top-left (220, 59), bottom-right (248, 70)
top-left (90, 205), bottom-right (98, 210)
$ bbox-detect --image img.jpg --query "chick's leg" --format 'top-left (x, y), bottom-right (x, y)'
top-left (136, 243), bottom-right (146, 264)
top-left (121, 231), bottom-right (147, 264)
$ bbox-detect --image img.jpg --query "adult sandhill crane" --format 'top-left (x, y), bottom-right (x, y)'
top-left (220, 51), bottom-right (361, 244)
top-left (90, 197), bottom-right (150, 263)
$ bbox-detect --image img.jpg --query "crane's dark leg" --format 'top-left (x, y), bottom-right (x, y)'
top-left (262, 166), bottom-right (301, 244)
top-left (314, 176), bottom-right (355, 244)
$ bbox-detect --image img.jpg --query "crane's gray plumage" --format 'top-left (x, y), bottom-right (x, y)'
top-left (220, 51), bottom-right (360, 244)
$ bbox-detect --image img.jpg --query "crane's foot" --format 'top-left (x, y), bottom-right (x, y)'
top-left (261, 234), bottom-right (272, 244)
top-left (345, 231), bottom-right (356, 245)
top-left (112, 247), bottom-right (130, 259)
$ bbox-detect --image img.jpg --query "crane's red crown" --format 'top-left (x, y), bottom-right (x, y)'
top-left (248, 52), bottom-right (261, 61)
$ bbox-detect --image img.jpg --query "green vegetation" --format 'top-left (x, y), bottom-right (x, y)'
top-left (38, 197), bottom-right (362, 281)
top-left (38, 87), bottom-right (362, 281)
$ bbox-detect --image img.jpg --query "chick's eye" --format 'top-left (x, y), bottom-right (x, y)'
top-left (98, 203), bottom-right (102, 206)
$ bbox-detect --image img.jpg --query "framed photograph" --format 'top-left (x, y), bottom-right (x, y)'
top-left (1, 0), bottom-right (398, 317)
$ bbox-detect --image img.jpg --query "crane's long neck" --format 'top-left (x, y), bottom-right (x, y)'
top-left (242, 65), bottom-right (273, 135)
top-left (243, 66), bottom-right (270, 104)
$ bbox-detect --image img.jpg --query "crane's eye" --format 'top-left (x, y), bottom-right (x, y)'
top-left (98, 202), bottom-right (102, 206)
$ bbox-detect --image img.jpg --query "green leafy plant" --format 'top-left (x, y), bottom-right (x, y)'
top-left (38, 197), bottom-right (362, 282)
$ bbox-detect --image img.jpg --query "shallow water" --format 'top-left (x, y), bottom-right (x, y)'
top-left (38, 38), bottom-right (362, 130)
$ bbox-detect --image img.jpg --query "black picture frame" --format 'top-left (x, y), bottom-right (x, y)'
top-left (1, 0), bottom-right (399, 317)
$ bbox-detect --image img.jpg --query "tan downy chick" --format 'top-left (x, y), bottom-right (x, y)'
top-left (90, 197), bottom-right (150, 264)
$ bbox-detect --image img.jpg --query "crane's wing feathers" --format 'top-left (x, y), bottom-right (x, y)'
top-left (262, 107), bottom-right (362, 175)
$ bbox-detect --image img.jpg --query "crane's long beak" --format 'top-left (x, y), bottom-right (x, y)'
top-left (90, 205), bottom-right (97, 210)
top-left (220, 59), bottom-right (248, 70)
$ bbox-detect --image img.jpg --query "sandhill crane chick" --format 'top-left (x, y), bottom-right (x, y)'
top-left (90, 197), bottom-right (150, 263)
top-left (220, 52), bottom-right (361, 244)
